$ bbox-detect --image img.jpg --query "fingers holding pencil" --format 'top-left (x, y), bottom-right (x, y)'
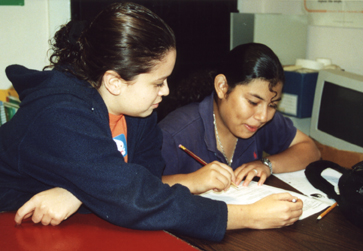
top-left (179, 144), bottom-right (238, 192)
top-left (195, 162), bottom-right (237, 192)
top-left (179, 144), bottom-right (237, 185)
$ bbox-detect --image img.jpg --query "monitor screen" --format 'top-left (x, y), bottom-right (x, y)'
top-left (318, 81), bottom-right (363, 148)
top-left (310, 69), bottom-right (363, 153)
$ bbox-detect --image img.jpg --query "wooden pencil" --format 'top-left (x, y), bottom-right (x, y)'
top-left (317, 202), bottom-right (338, 220)
top-left (178, 144), bottom-right (238, 188)
top-left (179, 144), bottom-right (207, 166)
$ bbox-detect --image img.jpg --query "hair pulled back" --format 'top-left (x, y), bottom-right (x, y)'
top-left (168, 43), bottom-right (284, 109)
top-left (47, 2), bottom-right (176, 88)
top-left (221, 43), bottom-right (284, 94)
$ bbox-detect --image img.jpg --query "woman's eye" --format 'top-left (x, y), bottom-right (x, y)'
top-left (156, 79), bottom-right (167, 88)
top-left (248, 100), bottom-right (257, 106)
top-left (269, 103), bottom-right (278, 109)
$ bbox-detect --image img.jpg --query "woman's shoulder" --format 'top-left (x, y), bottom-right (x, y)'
top-left (256, 111), bottom-right (297, 151)
top-left (158, 102), bottom-right (202, 134)
top-left (267, 112), bottom-right (295, 129)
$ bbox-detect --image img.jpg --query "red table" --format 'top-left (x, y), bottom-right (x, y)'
top-left (0, 212), bottom-right (198, 251)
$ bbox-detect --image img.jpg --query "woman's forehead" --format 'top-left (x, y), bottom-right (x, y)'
top-left (237, 79), bottom-right (283, 100)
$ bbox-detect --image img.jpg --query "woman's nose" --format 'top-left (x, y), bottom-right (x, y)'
top-left (159, 80), bottom-right (169, 96)
top-left (254, 106), bottom-right (268, 123)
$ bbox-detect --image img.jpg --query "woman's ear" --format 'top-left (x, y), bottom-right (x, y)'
top-left (102, 70), bottom-right (124, 96)
top-left (214, 74), bottom-right (228, 99)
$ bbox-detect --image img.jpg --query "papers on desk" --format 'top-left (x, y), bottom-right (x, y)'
top-left (273, 168), bottom-right (341, 205)
top-left (199, 181), bottom-right (331, 220)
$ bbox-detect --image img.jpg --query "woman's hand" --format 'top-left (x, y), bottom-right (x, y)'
top-left (188, 161), bottom-right (236, 193)
top-left (234, 130), bottom-right (321, 188)
top-left (162, 161), bottom-right (235, 194)
top-left (227, 193), bottom-right (302, 230)
top-left (15, 187), bottom-right (82, 226)
top-left (234, 160), bottom-right (271, 187)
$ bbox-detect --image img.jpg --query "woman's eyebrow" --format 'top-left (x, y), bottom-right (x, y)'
top-left (154, 75), bottom-right (169, 82)
top-left (271, 97), bottom-right (282, 102)
top-left (248, 93), bottom-right (282, 102)
top-left (248, 93), bottom-right (264, 101)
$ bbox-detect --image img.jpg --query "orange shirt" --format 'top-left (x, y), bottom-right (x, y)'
top-left (109, 113), bottom-right (128, 163)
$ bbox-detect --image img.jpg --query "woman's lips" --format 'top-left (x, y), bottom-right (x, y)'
top-left (152, 100), bottom-right (162, 108)
top-left (245, 124), bottom-right (259, 132)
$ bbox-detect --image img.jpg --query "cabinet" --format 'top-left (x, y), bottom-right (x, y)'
top-left (230, 13), bottom-right (308, 66)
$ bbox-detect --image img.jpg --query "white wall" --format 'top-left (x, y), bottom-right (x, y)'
top-left (0, 0), bottom-right (70, 89)
top-left (238, 0), bottom-right (363, 76)
top-left (306, 26), bottom-right (363, 76)
top-left (1, 0), bottom-right (361, 90)
top-left (239, 0), bottom-right (304, 15)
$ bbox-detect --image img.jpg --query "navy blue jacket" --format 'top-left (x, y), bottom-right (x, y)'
top-left (0, 65), bottom-right (227, 241)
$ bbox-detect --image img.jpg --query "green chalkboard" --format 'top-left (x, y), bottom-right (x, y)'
top-left (0, 0), bottom-right (24, 6)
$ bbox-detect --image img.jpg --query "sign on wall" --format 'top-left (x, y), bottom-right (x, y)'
top-left (0, 0), bottom-right (24, 5)
top-left (304, 0), bottom-right (363, 28)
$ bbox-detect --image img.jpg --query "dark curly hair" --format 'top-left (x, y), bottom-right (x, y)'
top-left (46, 2), bottom-right (176, 88)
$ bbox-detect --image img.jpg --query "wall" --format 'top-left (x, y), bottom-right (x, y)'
top-left (0, 0), bottom-right (70, 89)
top-left (238, 0), bottom-right (363, 76)
top-left (1, 0), bottom-right (361, 90)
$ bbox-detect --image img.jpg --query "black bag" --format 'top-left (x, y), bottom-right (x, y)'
top-left (305, 160), bottom-right (363, 228)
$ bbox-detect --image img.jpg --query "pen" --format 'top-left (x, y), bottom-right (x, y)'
top-left (317, 202), bottom-right (338, 220)
top-left (178, 144), bottom-right (239, 188)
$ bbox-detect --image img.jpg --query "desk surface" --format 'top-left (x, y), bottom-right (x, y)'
top-left (2, 177), bottom-right (363, 251)
top-left (0, 212), bottom-right (197, 251)
top-left (174, 175), bottom-right (363, 251)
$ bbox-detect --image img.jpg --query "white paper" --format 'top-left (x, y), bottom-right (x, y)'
top-left (199, 181), bottom-right (331, 220)
top-left (277, 93), bottom-right (298, 116)
top-left (273, 169), bottom-right (341, 205)
top-left (303, 0), bottom-right (363, 28)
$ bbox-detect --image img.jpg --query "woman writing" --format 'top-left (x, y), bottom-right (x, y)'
top-left (4, 3), bottom-right (303, 240)
top-left (160, 43), bottom-right (321, 194)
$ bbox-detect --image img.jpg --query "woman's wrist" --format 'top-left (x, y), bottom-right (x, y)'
top-left (261, 157), bottom-right (273, 176)
top-left (226, 204), bottom-right (250, 230)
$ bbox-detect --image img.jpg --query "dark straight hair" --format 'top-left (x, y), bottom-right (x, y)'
top-left (47, 2), bottom-right (176, 88)
top-left (165, 43), bottom-right (284, 112)
top-left (221, 43), bottom-right (285, 95)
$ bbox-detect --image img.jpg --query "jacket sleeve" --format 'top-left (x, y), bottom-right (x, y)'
top-left (18, 102), bottom-right (228, 241)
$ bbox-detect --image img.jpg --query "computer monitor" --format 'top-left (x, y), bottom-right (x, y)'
top-left (310, 69), bottom-right (363, 153)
